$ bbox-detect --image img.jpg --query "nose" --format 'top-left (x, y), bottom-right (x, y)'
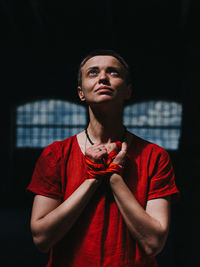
top-left (98, 71), bottom-right (110, 85)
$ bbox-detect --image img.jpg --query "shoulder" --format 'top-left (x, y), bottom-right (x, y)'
top-left (129, 132), bottom-right (169, 159)
top-left (40, 135), bottom-right (78, 161)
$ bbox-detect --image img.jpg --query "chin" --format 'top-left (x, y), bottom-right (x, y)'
top-left (97, 96), bottom-right (115, 104)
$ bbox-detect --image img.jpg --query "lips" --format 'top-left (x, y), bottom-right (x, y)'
top-left (95, 86), bottom-right (114, 93)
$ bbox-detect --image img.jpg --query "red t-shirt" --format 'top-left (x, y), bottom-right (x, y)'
top-left (27, 134), bottom-right (179, 267)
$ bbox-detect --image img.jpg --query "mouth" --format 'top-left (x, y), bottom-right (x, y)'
top-left (95, 86), bottom-right (114, 94)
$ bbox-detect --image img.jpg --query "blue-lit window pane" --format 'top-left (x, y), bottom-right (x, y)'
top-left (123, 101), bottom-right (182, 150)
top-left (16, 100), bottom-right (87, 148)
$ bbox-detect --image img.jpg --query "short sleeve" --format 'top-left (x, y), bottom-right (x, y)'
top-left (26, 142), bottom-right (63, 199)
top-left (147, 149), bottom-right (180, 202)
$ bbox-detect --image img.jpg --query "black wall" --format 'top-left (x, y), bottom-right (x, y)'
top-left (1, 1), bottom-right (200, 266)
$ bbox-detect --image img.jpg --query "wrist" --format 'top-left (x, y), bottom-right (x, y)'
top-left (86, 177), bottom-right (103, 185)
top-left (109, 173), bottom-right (122, 185)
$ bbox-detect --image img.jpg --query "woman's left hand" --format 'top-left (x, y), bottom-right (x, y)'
top-left (111, 142), bottom-right (128, 167)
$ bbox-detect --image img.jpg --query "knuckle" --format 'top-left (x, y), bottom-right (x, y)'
top-left (94, 155), bottom-right (99, 160)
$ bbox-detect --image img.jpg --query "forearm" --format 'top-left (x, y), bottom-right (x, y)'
top-left (109, 173), bottom-right (168, 256)
top-left (31, 178), bottom-right (101, 252)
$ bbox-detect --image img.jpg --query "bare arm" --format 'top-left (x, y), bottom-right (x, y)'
top-left (30, 144), bottom-right (107, 253)
top-left (31, 178), bottom-right (101, 252)
top-left (110, 174), bottom-right (170, 256)
top-left (109, 142), bottom-right (171, 257)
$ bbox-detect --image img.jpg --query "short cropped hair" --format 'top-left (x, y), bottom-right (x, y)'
top-left (77, 49), bottom-right (132, 86)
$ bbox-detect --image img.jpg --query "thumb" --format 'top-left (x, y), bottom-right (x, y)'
top-left (113, 142), bottom-right (127, 165)
top-left (121, 141), bottom-right (128, 152)
top-left (118, 142), bottom-right (127, 157)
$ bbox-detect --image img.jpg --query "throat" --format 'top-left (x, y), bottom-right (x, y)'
top-left (85, 125), bottom-right (127, 145)
top-left (87, 105), bottom-right (125, 144)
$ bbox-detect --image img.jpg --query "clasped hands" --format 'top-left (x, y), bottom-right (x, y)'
top-left (85, 141), bottom-right (127, 180)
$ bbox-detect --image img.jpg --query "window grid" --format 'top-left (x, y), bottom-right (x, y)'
top-left (123, 101), bottom-right (182, 150)
top-left (16, 100), bottom-right (182, 150)
top-left (16, 100), bottom-right (87, 148)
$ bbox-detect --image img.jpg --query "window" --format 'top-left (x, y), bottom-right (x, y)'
top-left (16, 100), bottom-right (87, 148)
top-left (123, 101), bottom-right (182, 150)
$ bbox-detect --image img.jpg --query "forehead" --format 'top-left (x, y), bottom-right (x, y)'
top-left (82, 55), bottom-right (124, 71)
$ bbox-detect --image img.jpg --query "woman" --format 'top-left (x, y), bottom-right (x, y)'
top-left (27, 49), bottom-right (179, 266)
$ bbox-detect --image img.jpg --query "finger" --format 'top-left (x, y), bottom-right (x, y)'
top-left (106, 142), bottom-right (118, 153)
top-left (95, 146), bottom-right (108, 159)
top-left (121, 142), bottom-right (128, 152)
top-left (95, 144), bottom-right (106, 149)
top-left (113, 142), bottom-right (127, 163)
top-left (96, 146), bottom-right (107, 153)
top-left (85, 145), bottom-right (107, 160)
top-left (116, 142), bottom-right (127, 156)
top-left (97, 150), bottom-right (107, 157)
top-left (93, 142), bottom-right (101, 147)
top-left (88, 144), bottom-right (107, 153)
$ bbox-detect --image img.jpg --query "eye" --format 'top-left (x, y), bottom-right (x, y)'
top-left (87, 68), bottom-right (98, 76)
top-left (108, 68), bottom-right (120, 76)
top-left (111, 70), bottom-right (119, 75)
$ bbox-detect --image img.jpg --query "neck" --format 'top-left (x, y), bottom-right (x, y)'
top-left (87, 104), bottom-right (125, 144)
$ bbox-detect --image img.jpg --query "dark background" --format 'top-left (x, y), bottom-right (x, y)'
top-left (1, 0), bottom-right (200, 266)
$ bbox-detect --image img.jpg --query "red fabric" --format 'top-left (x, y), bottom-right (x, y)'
top-left (85, 156), bottom-right (124, 179)
top-left (84, 156), bottom-right (107, 179)
top-left (85, 142), bottom-right (124, 179)
top-left (27, 134), bottom-right (180, 267)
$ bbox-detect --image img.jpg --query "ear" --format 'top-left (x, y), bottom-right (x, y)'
top-left (77, 86), bottom-right (86, 102)
top-left (125, 84), bottom-right (133, 100)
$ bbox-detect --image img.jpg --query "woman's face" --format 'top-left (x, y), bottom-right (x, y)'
top-left (78, 55), bottom-right (132, 105)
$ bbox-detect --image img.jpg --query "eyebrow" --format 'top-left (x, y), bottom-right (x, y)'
top-left (86, 66), bottom-right (99, 71)
top-left (85, 66), bottom-right (121, 72)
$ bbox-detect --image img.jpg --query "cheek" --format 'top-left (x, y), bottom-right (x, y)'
top-left (115, 82), bottom-right (131, 99)
top-left (82, 79), bottom-right (96, 92)
top-left (114, 81), bottom-right (127, 93)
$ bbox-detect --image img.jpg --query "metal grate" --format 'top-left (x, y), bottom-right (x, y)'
top-left (123, 101), bottom-right (182, 150)
top-left (16, 100), bottom-right (87, 148)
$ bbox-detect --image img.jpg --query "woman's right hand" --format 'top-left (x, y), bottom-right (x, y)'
top-left (85, 144), bottom-right (108, 163)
